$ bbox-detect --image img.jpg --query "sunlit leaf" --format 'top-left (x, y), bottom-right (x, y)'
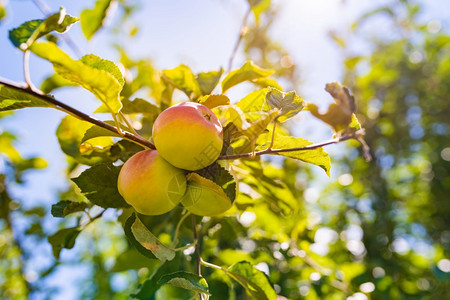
top-left (265, 88), bottom-right (305, 122)
top-left (222, 61), bottom-right (274, 93)
top-left (162, 64), bottom-right (202, 99)
top-left (257, 130), bottom-right (331, 176)
top-left (308, 82), bottom-right (356, 132)
top-left (40, 73), bottom-right (77, 93)
top-left (127, 213), bottom-right (176, 261)
top-left (9, 8), bottom-right (79, 48)
top-left (251, 77), bottom-right (282, 90)
top-left (80, 0), bottom-right (113, 40)
top-left (0, 84), bottom-right (55, 111)
top-left (197, 69), bottom-right (223, 95)
top-left (227, 261), bottom-right (277, 300)
top-left (30, 42), bottom-right (123, 113)
top-left (236, 88), bottom-right (270, 113)
top-left (248, 0), bottom-right (271, 24)
top-left (198, 94), bottom-right (230, 109)
top-left (80, 54), bottom-right (124, 87)
top-left (56, 115), bottom-right (114, 165)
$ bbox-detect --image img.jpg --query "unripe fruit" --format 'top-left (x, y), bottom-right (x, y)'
top-left (118, 150), bottom-right (187, 215)
top-left (152, 102), bottom-right (223, 171)
top-left (181, 173), bottom-right (232, 216)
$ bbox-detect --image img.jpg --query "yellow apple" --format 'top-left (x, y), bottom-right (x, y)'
top-left (117, 150), bottom-right (187, 215)
top-left (152, 102), bottom-right (223, 171)
top-left (181, 173), bottom-right (233, 216)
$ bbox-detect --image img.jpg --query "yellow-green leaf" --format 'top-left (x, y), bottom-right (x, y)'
top-left (0, 84), bottom-right (55, 111)
top-left (80, 0), bottom-right (113, 40)
top-left (257, 130), bottom-right (331, 176)
top-left (30, 42), bottom-right (123, 113)
top-left (222, 61), bottom-right (274, 93)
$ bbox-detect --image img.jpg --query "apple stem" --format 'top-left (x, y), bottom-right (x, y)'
top-left (218, 129), bottom-right (368, 160)
top-left (0, 78), bottom-right (156, 149)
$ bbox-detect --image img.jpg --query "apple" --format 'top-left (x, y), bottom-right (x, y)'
top-left (181, 173), bottom-right (233, 216)
top-left (152, 102), bottom-right (223, 171)
top-left (117, 149), bottom-right (187, 215)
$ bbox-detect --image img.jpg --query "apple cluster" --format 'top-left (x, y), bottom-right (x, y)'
top-left (118, 102), bottom-right (233, 216)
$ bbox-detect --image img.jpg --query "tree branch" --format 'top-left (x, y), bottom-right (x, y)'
top-left (0, 78), bottom-right (155, 149)
top-left (218, 130), bottom-right (366, 160)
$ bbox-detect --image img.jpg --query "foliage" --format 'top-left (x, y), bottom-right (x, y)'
top-left (0, 0), bottom-right (448, 299)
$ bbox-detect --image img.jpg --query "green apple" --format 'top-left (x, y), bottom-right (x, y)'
top-left (117, 150), bottom-right (187, 215)
top-left (152, 102), bottom-right (223, 171)
top-left (181, 173), bottom-right (233, 216)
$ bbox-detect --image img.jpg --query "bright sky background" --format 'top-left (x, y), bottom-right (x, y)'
top-left (0, 0), bottom-right (448, 298)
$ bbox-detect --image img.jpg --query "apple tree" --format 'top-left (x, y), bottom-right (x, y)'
top-left (0, 0), bottom-right (448, 299)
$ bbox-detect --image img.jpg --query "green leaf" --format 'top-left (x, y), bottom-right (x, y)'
top-left (72, 163), bottom-right (129, 208)
top-left (216, 105), bottom-right (278, 149)
top-left (196, 164), bottom-right (237, 203)
top-left (308, 82), bottom-right (356, 132)
top-left (158, 271), bottom-right (210, 295)
top-left (51, 200), bottom-right (88, 218)
top-left (56, 115), bottom-right (114, 165)
top-left (0, 84), bottom-right (55, 111)
top-left (227, 261), bottom-right (277, 300)
top-left (81, 121), bottom-right (124, 143)
top-left (9, 8), bottom-right (79, 48)
top-left (222, 61), bottom-right (274, 93)
top-left (257, 131), bottom-right (331, 176)
top-left (109, 140), bottom-right (145, 162)
top-left (48, 227), bottom-right (81, 259)
top-left (131, 256), bottom-right (183, 299)
top-left (251, 77), bottom-right (282, 90)
top-left (198, 94), bottom-right (230, 109)
top-left (236, 88), bottom-right (270, 113)
top-left (120, 97), bottom-right (159, 115)
top-left (40, 73), bottom-right (77, 94)
top-left (80, 54), bottom-right (124, 87)
top-left (162, 64), bottom-right (202, 99)
top-left (196, 69), bottom-right (223, 95)
top-left (123, 213), bottom-right (157, 260)
top-left (80, 0), bottom-right (113, 40)
top-left (265, 88), bottom-right (305, 122)
top-left (126, 213), bottom-right (176, 262)
top-left (111, 248), bottom-right (158, 272)
top-left (30, 42), bottom-right (123, 113)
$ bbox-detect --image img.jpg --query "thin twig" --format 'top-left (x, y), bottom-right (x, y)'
top-left (23, 51), bottom-right (38, 91)
top-left (0, 78), bottom-right (155, 149)
top-left (171, 211), bottom-right (191, 248)
top-left (119, 111), bottom-right (139, 136)
top-left (218, 130), bottom-right (366, 160)
top-left (227, 8), bottom-right (252, 72)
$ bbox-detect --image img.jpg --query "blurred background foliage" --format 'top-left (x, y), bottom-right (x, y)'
top-left (0, 0), bottom-right (449, 299)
